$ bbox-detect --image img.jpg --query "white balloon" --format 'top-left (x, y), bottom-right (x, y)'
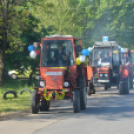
top-left (29, 51), bottom-right (37, 59)
top-left (118, 46), bottom-right (121, 49)
top-left (79, 55), bottom-right (86, 62)
top-left (88, 47), bottom-right (92, 52)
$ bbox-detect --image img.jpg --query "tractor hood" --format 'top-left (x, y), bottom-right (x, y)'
top-left (45, 68), bottom-right (66, 89)
top-left (98, 67), bottom-right (110, 73)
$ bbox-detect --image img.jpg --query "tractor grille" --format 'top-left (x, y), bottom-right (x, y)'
top-left (46, 72), bottom-right (64, 89)
top-left (99, 73), bottom-right (108, 80)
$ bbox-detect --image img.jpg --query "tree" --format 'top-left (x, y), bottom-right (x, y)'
top-left (0, 0), bottom-right (53, 87)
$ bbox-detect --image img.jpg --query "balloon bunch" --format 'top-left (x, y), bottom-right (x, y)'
top-left (28, 42), bottom-right (40, 59)
top-left (75, 47), bottom-right (93, 65)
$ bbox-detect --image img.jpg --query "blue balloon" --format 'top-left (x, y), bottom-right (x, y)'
top-left (28, 45), bottom-right (34, 52)
top-left (81, 49), bottom-right (89, 56)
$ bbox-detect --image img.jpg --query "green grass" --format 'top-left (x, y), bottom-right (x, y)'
top-left (0, 79), bottom-right (38, 114)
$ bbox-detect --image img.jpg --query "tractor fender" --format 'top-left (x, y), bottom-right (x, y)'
top-left (84, 66), bottom-right (93, 87)
top-left (120, 66), bottom-right (129, 79)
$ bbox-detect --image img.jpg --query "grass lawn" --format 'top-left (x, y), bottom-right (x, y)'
top-left (0, 79), bottom-right (38, 114)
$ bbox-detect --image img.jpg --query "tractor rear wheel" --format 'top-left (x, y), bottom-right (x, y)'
top-left (92, 88), bottom-right (95, 94)
top-left (130, 76), bottom-right (133, 89)
top-left (73, 90), bottom-right (80, 113)
top-left (31, 90), bottom-right (40, 114)
top-left (87, 81), bottom-right (91, 95)
top-left (78, 76), bottom-right (87, 110)
top-left (87, 81), bottom-right (95, 95)
top-left (124, 77), bottom-right (129, 94)
top-left (40, 97), bottom-right (50, 111)
top-left (119, 81), bottom-right (123, 95)
top-left (104, 84), bottom-right (108, 90)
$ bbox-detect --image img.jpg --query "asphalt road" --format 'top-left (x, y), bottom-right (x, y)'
top-left (1, 87), bottom-right (134, 134)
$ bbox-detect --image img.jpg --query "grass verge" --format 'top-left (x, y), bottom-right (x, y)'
top-left (0, 79), bottom-right (37, 114)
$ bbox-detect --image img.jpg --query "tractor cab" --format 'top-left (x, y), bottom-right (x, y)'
top-left (41, 39), bottom-right (74, 67)
top-left (91, 41), bottom-right (121, 90)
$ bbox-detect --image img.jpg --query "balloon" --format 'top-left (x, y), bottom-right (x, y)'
top-left (79, 55), bottom-right (86, 62)
top-left (35, 50), bottom-right (40, 55)
top-left (121, 48), bottom-right (125, 53)
top-left (28, 45), bottom-right (34, 52)
top-left (29, 51), bottom-right (37, 59)
top-left (75, 58), bottom-right (81, 65)
top-left (81, 49), bottom-right (89, 56)
top-left (118, 46), bottom-right (121, 49)
top-left (88, 47), bottom-right (92, 52)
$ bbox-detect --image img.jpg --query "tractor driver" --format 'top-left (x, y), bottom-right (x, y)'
top-left (53, 43), bottom-right (67, 66)
top-left (102, 51), bottom-right (111, 63)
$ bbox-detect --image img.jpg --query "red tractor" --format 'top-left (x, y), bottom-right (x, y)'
top-left (121, 48), bottom-right (134, 88)
top-left (31, 34), bottom-right (93, 114)
top-left (130, 50), bottom-right (134, 79)
top-left (87, 41), bottom-right (132, 95)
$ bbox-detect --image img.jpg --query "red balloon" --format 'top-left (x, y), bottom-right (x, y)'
top-left (35, 50), bottom-right (40, 55)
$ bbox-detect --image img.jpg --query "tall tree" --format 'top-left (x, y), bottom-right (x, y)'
top-left (0, 0), bottom-right (53, 86)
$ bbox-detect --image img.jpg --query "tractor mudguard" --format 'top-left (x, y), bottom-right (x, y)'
top-left (120, 66), bottom-right (129, 79)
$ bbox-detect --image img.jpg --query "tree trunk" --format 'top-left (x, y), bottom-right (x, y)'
top-left (28, 67), bottom-right (36, 85)
top-left (0, 0), bottom-right (8, 87)
top-left (0, 46), bottom-right (6, 87)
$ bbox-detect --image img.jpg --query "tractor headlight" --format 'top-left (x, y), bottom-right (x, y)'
top-left (64, 81), bottom-right (69, 87)
top-left (40, 81), bottom-right (45, 87)
top-left (105, 74), bottom-right (108, 77)
top-left (100, 74), bottom-right (103, 77)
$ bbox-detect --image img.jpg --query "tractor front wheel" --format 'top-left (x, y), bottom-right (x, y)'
top-left (40, 97), bottom-right (50, 111)
top-left (78, 76), bottom-right (87, 110)
top-left (73, 90), bottom-right (80, 113)
top-left (31, 91), bottom-right (40, 114)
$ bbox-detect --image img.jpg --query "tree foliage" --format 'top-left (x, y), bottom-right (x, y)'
top-left (1, 0), bottom-right (134, 86)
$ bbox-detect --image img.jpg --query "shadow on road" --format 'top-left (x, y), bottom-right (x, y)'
top-left (3, 89), bottom-right (134, 122)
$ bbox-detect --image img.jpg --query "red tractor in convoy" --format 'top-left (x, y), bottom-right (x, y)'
top-left (31, 34), bottom-right (93, 114)
top-left (121, 48), bottom-right (134, 87)
top-left (130, 50), bottom-right (134, 79)
top-left (87, 41), bottom-right (133, 95)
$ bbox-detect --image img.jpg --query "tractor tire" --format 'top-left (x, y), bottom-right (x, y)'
top-left (124, 77), bottom-right (129, 94)
top-left (92, 88), bottom-right (95, 94)
top-left (3, 90), bottom-right (17, 99)
top-left (40, 97), bottom-right (50, 111)
top-left (20, 88), bottom-right (31, 94)
top-left (87, 81), bottom-right (95, 95)
top-left (130, 76), bottom-right (133, 89)
top-left (104, 84), bottom-right (108, 90)
top-left (87, 81), bottom-right (91, 96)
top-left (130, 81), bottom-right (133, 89)
top-left (78, 76), bottom-right (87, 110)
top-left (31, 90), bottom-right (40, 114)
top-left (119, 81), bottom-right (123, 95)
top-left (73, 90), bottom-right (80, 113)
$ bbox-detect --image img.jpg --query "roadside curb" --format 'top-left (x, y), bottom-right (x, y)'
top-left (0, 109), bottom-right (31, 121)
